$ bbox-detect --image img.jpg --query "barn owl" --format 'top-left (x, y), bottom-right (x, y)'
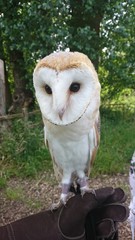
top-left (33, 51), bottom-right (101, 205)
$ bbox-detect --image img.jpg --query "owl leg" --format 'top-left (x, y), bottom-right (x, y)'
top-left (77, 177), bottom-right (89, 195)
top-left (51, 184), bottom-right (71, 210)
top-left (77, 177), bottom-right (96, 196)
top-left (51, 182), bottom-right (71, 210)
top-left (77, 171), bottom-right (94, 196)
top-left (60, 183), bottom-right (71, 204)
top-left (51, 174), bottom-right (71, 210)
top-left (60, 171), bottom-right (73, 204)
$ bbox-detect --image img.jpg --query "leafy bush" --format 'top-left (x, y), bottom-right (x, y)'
top-left (0, 116), bottom-right (52, 179)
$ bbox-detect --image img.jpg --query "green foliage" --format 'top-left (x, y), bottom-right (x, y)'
top-left (100, 0), bottom-right (135, 99)
top-left (92, 108), bottom-right (135, 176)
top-left (0, 0), bottom-right (69, 91)
top-left (0, 117), bottom-right (52, 179)
top-left (0, 0), bottom-right (135, 100)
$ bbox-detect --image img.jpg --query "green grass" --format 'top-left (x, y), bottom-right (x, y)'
top-left (0, 108), bottom-right (135, 184)
top-left (92, 113), bottom-right (135, 176)
top-left (5, 187), bottom-right (24, 201)
top-left (4, 186), bottom-right (42, 209)
top-left (0, 116), bottom-right (52, 182)
top-left (0, 177), bottom-right (7, 188)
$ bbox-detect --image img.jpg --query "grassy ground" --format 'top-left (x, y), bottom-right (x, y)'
top-left (0, 173), bottom-right (131, 240)
top-left (0, 108), bottom-right (135, 188)
top-left (92, 113), bottom-right (135, 176)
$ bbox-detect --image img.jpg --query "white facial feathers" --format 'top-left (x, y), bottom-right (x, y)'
top-left (33, 51), bottom-right (100, 126)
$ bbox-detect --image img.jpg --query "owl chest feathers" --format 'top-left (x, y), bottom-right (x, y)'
top-left (44, 113), bottom-right (98, 177)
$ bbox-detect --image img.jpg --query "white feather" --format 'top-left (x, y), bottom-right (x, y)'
top-left (44, 113), bottom-right (94, 182)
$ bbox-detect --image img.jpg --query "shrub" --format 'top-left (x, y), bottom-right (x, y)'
top-left (0, 116), bottom-right (52, 179)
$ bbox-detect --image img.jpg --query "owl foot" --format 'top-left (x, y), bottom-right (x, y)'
top-left (51, 200), bottom-right (63, 210)
top-left (51, 183), bottom-right (71, 210)
top-left (81, 187), bottom-right (96, 197)
top-left (77, 177), bottom-right (94, 197)
top-left (51, 196), bottom-right (68, 210)
top-left (51, 195), bottom-right (68, 210)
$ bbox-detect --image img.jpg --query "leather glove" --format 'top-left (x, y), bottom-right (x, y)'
top-left (85, 188), bottom-right (129, 240)
top-left (0, 187), bottom-right (129, 240)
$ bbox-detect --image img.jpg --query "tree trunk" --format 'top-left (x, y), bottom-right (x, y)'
top-left (0, 59), bottom-right (6, 116)
top-left (8, 50), bottom-right (34, 114)
top-left (0, 31), bottom-right (12, 112)
top-left (10, 50), bottom-right (26, 94)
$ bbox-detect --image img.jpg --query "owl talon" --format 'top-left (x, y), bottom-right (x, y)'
top-left (80, 187), bottom-right (96, 198)
top-left (80, 186), bottom-right (90, 197)
top-left (51, 196), bottom-right (68, 210)
top-left (77, 177), bottom-right (95, 197)
top-left (91, 189), bottom-right (96, 196)
top-left (60, 193), bottom-right (69, 205)
top-left (51, 201), bottom-right (62, 210)
top-left (77, 177), bottom-right (89, 194)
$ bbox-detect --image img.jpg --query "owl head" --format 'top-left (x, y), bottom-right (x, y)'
top-left (33, 51), bottom-right (100, 126)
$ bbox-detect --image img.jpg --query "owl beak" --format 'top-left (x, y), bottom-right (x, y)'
top-left (58, 107), bottom-right (65, 120)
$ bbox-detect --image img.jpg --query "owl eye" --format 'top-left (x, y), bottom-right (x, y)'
top-left (45, 84), bottom-right (52, 94)
top-left (69, 82), bottom-right (80, 93)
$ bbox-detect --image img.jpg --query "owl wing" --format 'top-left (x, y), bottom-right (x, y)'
top-left (86, 113), bottom-right (100, 177)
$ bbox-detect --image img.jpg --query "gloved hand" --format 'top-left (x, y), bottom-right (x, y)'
top-left (85, 187), bottom-right (129, 240)
top-left (0, 187), bottom-right (129, 240)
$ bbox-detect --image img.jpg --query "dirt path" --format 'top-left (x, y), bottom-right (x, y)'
top-left (0, 173), bottom-right (132, 239)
